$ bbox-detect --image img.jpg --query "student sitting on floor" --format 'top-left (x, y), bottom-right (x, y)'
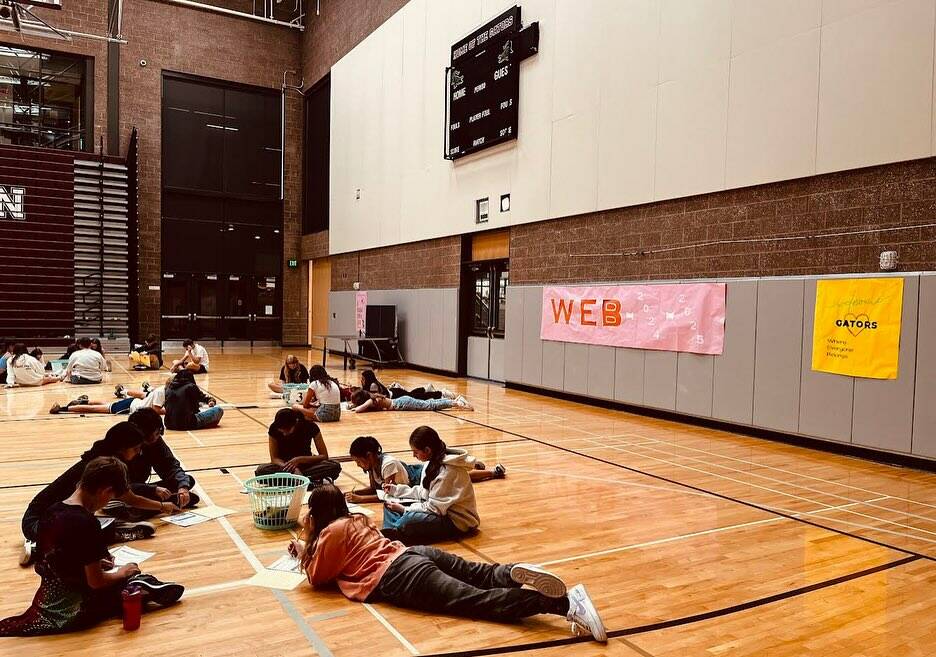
top-left (0, 340), bottom-right (13, 385)
top-left (49, 381), bottom-right (166, 415)
top-left (59, 337), bottom-right (108, 385)
top-left (5, 343), bottom-right (59, 387)
top-left (293, 365), bottom-right (342, 423)
top-left (129, 334), bottom-right (163, 371)
top-left (19, 423), bottom-right (179, 567)
top-left (359, 369), bottom-right (457, 401)
top-left (268, 354), bottom-right (310, 395)
top-left (163, 370), bottom-right (223, 430)
top-left (90, 338), bottom-right (112, 372)
top-left (349, 389), bottom-right (473, 413)
top-left (102, 408), bottom-right (200, 521)
top-left (345, 436), bottom-right (505, 505)
top-left (379, 426), bottom-right (480, 545)
top-left (0, 457), bottom-right (184, 637)
top-left (169, 338), bottom-right (210, 374)
top-left (255, 408), bottom-right (342, 486)
top-left (289, 485), bottom-right (607, 642)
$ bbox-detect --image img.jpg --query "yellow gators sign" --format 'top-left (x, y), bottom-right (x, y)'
top-left (812, 278), bottom-right (903, 379)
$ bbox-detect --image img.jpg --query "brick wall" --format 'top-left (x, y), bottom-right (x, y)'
top-left (331, 237), bottom-right (462, 291)
top-left (118, 0), bottom-right (302, 338)
top-left (511, 157), bottom-right (936, 285)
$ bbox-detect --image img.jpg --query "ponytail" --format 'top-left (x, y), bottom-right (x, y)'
top-left (409, 426), bottom-right (446, 489)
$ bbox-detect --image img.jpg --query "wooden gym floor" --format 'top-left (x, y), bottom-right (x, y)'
top-left (1, 347), bottom-right (935, 656)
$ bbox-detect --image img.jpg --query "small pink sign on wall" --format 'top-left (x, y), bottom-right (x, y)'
top-left (355, 291), bottom-right (368, 335)
top-left (540, 283), bottom-right (726, 355)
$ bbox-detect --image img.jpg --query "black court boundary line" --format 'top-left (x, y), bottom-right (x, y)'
top-left (437, 412), bottom-right (936, 563)
top-left (417, 555), bottom-right (920, 657)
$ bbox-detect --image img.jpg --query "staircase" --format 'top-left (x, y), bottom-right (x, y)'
top-left (73, 158), bottom-right (131, 352)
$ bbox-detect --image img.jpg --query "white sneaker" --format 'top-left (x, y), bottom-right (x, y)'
top-left (567, 584), bottom-right (607, 642)
top-left (19, 539), bottom-right (37, 567)
top-left (440, 388), bottom-right (457, 400)
top-left (454, 395), bottom-right (474, 410)
top-left (424, 383), bottom-right (436, 392)
top-left (510, 563), bottom-right (566, 598)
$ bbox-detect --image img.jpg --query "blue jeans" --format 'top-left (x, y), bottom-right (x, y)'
top-left (405, 463), bottom-right (424, 486)
top-left (315, 403), bottom-right (341, 422)
top-left (382, 507), bottom-right (463, 545)
top-left (194, 405), bottom-right (224, 429)
top-left (391, 397), bottom-right (454, 412)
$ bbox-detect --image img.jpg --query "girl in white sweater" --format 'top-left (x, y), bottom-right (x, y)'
top-left (381, 426), bottom-right (481, 545)
top-left (5, 344), bottom-right (58, 387)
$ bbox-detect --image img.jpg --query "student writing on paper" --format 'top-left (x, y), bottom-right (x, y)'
top-left (268, 354), bottom-right (310, 394)
top-left (19, 423), bottom-right (178, 567)
top-left (0, 457), bottom-right (184, 636)
top-left (101, 408), bottom-right (200, 521)
top-left (255, 408), bottom-right (342, 486)
top-left (289, 485), bottom-right (607, 643)
top-left (379, 427), bottom-right (480, 545)
top-left (345, 436), bottom-right (506, 505)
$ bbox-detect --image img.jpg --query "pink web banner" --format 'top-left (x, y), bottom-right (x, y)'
top-left (540, 283), bottom-right (726, 355)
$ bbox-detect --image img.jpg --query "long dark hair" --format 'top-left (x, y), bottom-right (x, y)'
top-left (10, 342), bottom-right (26, 367)
top-left (81, 422), bottom-right (144, 461)
top-left (308, 365), bottom-right (339, 389)
top-left (168, 369), bottom-right (196, 390)
top-left (350, 389), bottom-right (372, 407)
top-left (300, 484), bottom-right (372, 574)
top-left (270, 407), bottom-right (305, 435)
top-left (348, 436), bottom-right (383, 472)
top-left (410, 426), bottom-right (446, 489)
top-left (360, 370), bottom-right (389, 396)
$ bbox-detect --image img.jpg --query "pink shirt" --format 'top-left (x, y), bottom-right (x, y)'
top-left (305, 516), bottom-right (406, 601)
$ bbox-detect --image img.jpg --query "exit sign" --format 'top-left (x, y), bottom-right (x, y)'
top-left (288, 259), bottom-right (298, 269)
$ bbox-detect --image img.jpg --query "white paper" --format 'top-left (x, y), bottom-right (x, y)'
top-left (346, 503), bottom-right (375, 517)
top-left (191, 505), bottom-right (235, 520)
top-left (109, 545), bottom-right (154, 567)
top-left (267, 554), bottom-right (302, 573)
top-left (162, 511), bottom-right (210, 527)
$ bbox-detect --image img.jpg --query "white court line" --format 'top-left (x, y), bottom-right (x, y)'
top-left (617, 431), bottom-right (936, 513)
top-left (539, 496), bottom-right (891, 567)
top-left (186, 430), bottom-right (205, 447)
top-left (184, 578), bottom-right (254, 598)
top-left (623, 439), bottom-right (936, 525)
top-left (363, 603), bottom-right (420, 655)
top-left (190, 480), bottom-right (264, 572)
top-left (583, 439), bottom-right (936, 544)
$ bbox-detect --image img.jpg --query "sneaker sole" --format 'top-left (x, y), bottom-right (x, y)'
top-left (510, 564), bottom-right (566, 598)
top-left (136, 581), bottom-right (185, 606)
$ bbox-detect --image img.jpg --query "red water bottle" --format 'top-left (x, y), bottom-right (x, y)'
top-left (122, 585), bottom-right (142, 631)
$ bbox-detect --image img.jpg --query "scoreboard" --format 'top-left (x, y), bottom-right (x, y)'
top-left (445, 6), bottom-right (526, 160)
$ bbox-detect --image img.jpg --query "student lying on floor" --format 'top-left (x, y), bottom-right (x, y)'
top-left (377, 426), bottom-right (480, 545)
top-left (288, 484), bottom-right (607, 642)
top-left (358, 369), bottom-right (458, 401)
top-left (19, 423), bottom-right (178, 567)
top-left (255, 408), bottom-right (342, 486)
top-left (345, 435), bottom-right (505, 505)
top-left (349, 389), bottom-right (473, 413)
top-left (0, 457), bottom-right (184, 636)
top-left (49, 381), bottom-right (166, 415)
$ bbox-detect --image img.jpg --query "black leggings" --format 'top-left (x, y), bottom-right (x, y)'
top-left (369, 546), bottom-right (568, 622)
top-left (255, 459), bottom-right (342, 483)
top-left (389, 387), bottom-right (442, 401)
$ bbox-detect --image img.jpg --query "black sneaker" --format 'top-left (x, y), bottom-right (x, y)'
top-left (171, 491), bottom-right (200, 508)
top-left (102, 501), bottom-right (149, 523)
top-left (128, 574), bottom-right (184, 606)
top-left (49, 403), bottom-right (63, 415)
top-left (474, 461), bottom-right (487, 470)
top-left (113, 521), bottom-right (156, 542)
top-left (114, 384), bottom-right (126, 398)
top-left (141, 381), bottom-right (152, 394)
top-left (494, 464), bottom-right (507, 478)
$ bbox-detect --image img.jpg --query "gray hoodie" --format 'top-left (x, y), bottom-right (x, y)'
top-left (387, 448), bottom-right (480, 531)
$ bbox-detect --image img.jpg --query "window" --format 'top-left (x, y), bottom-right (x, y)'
top-left (0, 45), bottom-right (89, 151)
top-left (302, 75), bottom-right (330, 234)
top-left (468, 260), bottom-right (509, 338)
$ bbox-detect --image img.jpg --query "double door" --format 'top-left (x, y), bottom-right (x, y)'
top-left (464, 260), bottom-right (508, 382)
top-left (161, 273), bottom-right (280, 341)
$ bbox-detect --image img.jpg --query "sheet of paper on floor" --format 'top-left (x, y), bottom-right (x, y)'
top-left (162, 511), bottom-right (211, 527)
top-left (109, 545), bottom-right (155, 567)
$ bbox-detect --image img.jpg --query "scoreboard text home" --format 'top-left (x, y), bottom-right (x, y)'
top-left (444, 6), bottom-right (539, 160)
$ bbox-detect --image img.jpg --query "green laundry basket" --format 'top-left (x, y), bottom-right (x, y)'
top-left (245, 473), bottom-right (310, 530)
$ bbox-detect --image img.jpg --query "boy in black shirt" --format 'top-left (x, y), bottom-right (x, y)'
top-left (0, 457), bottom-right (183, 636)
